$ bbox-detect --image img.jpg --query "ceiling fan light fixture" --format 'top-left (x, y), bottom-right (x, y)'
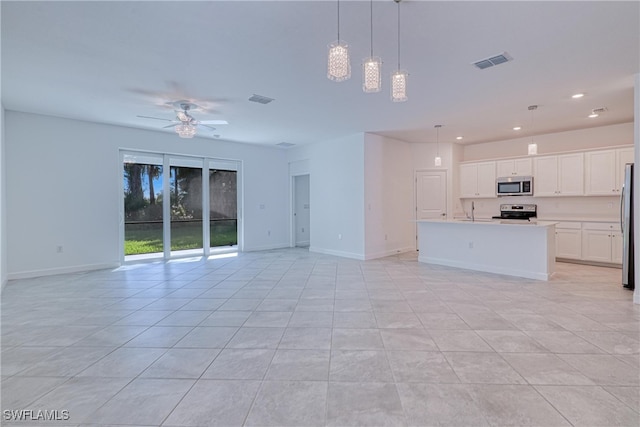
top-left (175, 123), bottom-right (196, 138)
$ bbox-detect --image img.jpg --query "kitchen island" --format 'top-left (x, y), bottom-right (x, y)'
top-left (417, 219), bottom-right (557, 280)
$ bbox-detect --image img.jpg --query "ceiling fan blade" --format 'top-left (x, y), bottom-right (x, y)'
top-left (163, 123), bottom-right (178, 129)
top-left (137, 115), bottom-right (173, 122)
top-left (200, 124), bottom-right (217, 131)
top-left (199, 120), bottom-right (228, 125)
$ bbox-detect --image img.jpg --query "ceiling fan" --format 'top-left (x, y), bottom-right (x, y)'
top-left (137, 101), bottom-right (228, 138)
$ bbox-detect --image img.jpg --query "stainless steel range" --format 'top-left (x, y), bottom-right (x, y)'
top-left (493, 204), bottom-right (537, 220)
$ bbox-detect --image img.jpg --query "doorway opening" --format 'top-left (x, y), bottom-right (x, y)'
top-left (293, 174), bottom-right (310, 247)
top-left (415, 169), bottom-right (447, 249)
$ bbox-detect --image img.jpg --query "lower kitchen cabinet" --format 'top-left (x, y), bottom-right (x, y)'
top-left (581, 222), bottom-right (621, 263)
top-left (555, 223), bottom-right (582, 260)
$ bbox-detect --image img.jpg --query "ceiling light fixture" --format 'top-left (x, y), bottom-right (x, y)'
top-left (391, 0), bottom-right (407, 102)
top-left (527, 105), bottom-right (538, 155)
top-left (327, 0), bottom-right (351, 82)
top-left (434, 125), bottom-right (442, 166)
top-left (572, 93), bottom-right (585, 99)
top-left (513, 126), bottom-right (522, 131)
top-left (362, 0), bottom-right (382, 93)
top-left (456, 136), bottom-right (463, 140)
top-left (175, 123), bottom-right (196, 139)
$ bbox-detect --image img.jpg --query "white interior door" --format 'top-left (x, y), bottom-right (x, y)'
top-left (294, 174), bottom-right (310, 247)
top-left (416, 170), bottom-right (447, 220)
top-left (416, 170), bottom-right (447, 251)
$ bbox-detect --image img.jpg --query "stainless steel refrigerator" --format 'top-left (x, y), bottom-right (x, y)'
top-left (621, 163), bottom-right (635, 290)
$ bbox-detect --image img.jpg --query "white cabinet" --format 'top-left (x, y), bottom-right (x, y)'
top-left (555, 222), bottom-right (582, 260)
top-left (616, 147), bottom-right (634, 191)
top-left (582, 222), bottom-right (621, 264)
top-left (612, 231), bottom-right (624, 264)
top-left (460, 161), bottom-right (496, 198)
top-left (533, 153), bottom-right (584, 196)
top-left (496, 158), bottom-right (532, 177)
top-left (585, 147), bottom-right (634, 195)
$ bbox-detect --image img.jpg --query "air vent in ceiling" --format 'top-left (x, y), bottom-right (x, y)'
top-left (249, 94), bottom-right (275, 104)
top-left (472, 52), bottom-right (513, 70)
top-left (276, 142), bottom-right (295, 148)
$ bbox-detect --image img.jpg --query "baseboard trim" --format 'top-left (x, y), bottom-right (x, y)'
top-left (309, 247), bottom-right (365, 260)
top-left (243, 243), bottom-right (290, 252)
top-left (556, 258), bottom-right (622, 269)
top-left (7, 262), bottom-right (120, 281)
top-left (364, 246), bottom-right (414, 260)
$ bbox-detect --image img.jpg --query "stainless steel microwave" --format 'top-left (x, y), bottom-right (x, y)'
top-left (496, 176), bottom-right (533, 196)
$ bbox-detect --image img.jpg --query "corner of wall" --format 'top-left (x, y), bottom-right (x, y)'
top-left (1, 104), bottom-right (6, 291)
top-left (634, 73), bottom-right (639, 304)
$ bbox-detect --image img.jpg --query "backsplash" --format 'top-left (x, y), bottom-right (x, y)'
top-left (458, 195), bottom-right (620, 221)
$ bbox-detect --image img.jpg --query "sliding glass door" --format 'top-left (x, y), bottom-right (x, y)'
top-left (122, 153), bottom-right (164, 258)
top-left (170, 159), bottom-right (204, 256)
top-left (209, 160), bottom-right (238, 250)
top-left (121, 151), bottom-right (240, 260)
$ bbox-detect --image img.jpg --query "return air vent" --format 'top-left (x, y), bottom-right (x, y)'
top-left (472, 52), bottom-right (513, 70)
top-left (249, 94), bottom-right (275, 104)
top-left (276, 142), bottom-right (295, 148)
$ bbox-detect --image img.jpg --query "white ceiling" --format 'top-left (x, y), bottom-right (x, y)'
top-left (2, 1), bottom-right (639, 147)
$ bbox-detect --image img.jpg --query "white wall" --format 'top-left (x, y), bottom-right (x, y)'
top-left (463, 122), bottom-right (633, 162)
top-left (288, 133), bottom-right (365, 259)
top-left (0, 105), bottom-right (6, 289)
top-left (5, 111), bottom-right (290, 279)
top-left (363, 134), bottom-right (414, 259)
top-left (634, 74), bottom-right (639, 305)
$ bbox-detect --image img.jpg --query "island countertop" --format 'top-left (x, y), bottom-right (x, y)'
top-left (417, 218), bottom-right (558, 227)
top-left (417, 219), bottom-right (556, 281)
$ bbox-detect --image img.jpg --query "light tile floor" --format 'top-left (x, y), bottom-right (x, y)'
top-left (2, 248), bottom-right (639, 426)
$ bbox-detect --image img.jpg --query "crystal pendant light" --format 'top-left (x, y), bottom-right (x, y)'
top-left (434, 125), bottom-right (442, 166)
top-left (175, 123), bottom-right (196, 139)
top-left (327, 0), bottom-right (351, 82)
top-left (362, 0), bottom-right (381, 93)
top-left (527, 105), bottom-right (538, 155)
top-left (391, 0), bottom-right (407, 102)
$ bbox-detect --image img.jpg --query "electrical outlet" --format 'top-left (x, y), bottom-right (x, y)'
top-left (338, 234), bottom-right (342, 240)
top-left (385, 234), bottom-right (388, 241)
top-left (468, 241), bottom-right (474, 249)
top-left (56, 245), bottom-right (63, 253)
top-left (267, 230), bottom-right (271, 236)
top-left (302, 227), bottom-right (305, 233)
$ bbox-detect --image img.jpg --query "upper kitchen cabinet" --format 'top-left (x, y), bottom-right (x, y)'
top-left (584, 147), bottom-right (634, 195)
top-left (533, 153), bottom-right (584, 197)
top-left (460, 161), bottom-right (496, 198)
top-left (496, 158), bottom-right (532, 177)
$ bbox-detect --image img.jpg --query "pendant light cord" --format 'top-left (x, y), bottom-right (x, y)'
top-left (337, 0), bottom-right (341, 41)
top-left (370, 0), bottom-right (374, 56)
top-left (397, 0), bottom-right (401, 70)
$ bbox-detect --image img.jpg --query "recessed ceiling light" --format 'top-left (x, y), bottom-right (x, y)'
top-left (572, 93), bottom-right (585, 99)
top-left (588, 113), bottom-right (599, 118)
top-left (513, 126), bottom-right (522, 131)
top-left (456, 136), bottom-right (463, 140)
